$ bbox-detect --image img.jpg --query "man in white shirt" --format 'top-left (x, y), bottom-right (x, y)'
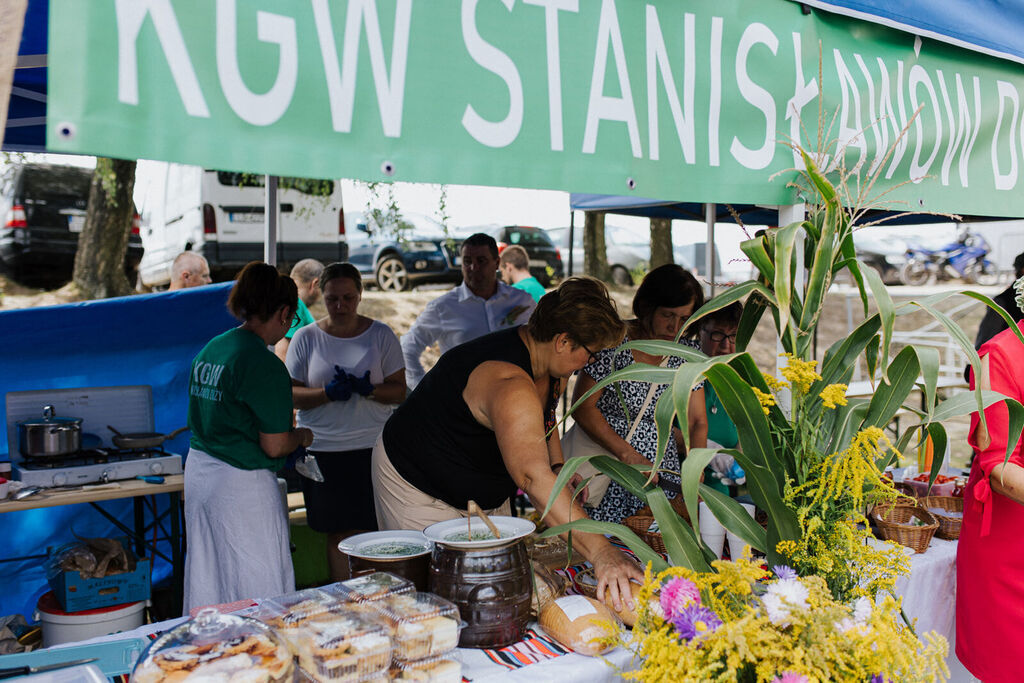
top-left (401, 233), bottom-right (535, 389)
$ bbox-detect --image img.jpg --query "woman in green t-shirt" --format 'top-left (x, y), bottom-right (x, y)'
top-left (184, 262), bottom-right (314, 613)
top-left (699, 300), bottom-right (743, 495)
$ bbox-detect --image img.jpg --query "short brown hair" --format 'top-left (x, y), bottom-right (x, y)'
top-left (228, 261), bottom-right (297, 322)
top-left (632, 264), bottom-right (704, 338)
top-left (701, 299), bottom-right (743, 328)
top-left (319, 261), bottom-right (362, 294)
top-left (528, 277), bottom-right (624, 349)
top-left (499, 244), bottom-right (529, 270)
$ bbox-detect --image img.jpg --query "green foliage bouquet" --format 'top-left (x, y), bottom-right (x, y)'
top-left (543, 148), bottom-right (1024, 603)
top-left (623, 555), bottom-right (948, 682)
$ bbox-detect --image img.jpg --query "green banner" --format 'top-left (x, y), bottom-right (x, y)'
top-left (46, 0), bottom-right (1024, 217)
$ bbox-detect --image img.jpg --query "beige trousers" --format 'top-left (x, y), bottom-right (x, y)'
top-left (371, 436), bottom-right (511, 531)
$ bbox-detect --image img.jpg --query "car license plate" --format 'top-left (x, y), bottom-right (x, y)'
top-left (229, 213), bottom-right (263, 224)
top-left (67, 215), bottom-right (86, 233)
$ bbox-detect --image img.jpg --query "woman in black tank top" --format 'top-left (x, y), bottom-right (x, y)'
top-left (375, 278), bottom-right (645, 612)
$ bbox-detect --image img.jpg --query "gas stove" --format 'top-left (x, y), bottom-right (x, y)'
top-left (5, 385), bottom-right (185, 487)
top-left (13, 447), bottom-right (183, 487)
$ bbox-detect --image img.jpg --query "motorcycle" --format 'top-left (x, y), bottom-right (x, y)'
top-left (898, 229), bottom-right (998, 286)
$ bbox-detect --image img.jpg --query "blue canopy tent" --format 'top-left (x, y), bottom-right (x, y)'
top-left (0, 284), bottom-right (237, 621)
top-left (4, 0), bottom-right (47, 153)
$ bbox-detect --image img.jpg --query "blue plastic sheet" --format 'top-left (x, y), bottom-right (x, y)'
top-left (0, 283), bottom-right (236, 620)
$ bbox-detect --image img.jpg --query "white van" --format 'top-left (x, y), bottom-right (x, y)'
top-left (134, 161), bottom-right (347, 287)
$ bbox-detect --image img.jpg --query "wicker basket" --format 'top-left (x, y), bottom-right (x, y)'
top-left (572, 566), bottom-right (599, 599)
top-left (623, 515), bottom-right (667, 554)
top-left (918, 496), bottom-right (964, 540)
top-left (872, 504), bottom-right (938, 553)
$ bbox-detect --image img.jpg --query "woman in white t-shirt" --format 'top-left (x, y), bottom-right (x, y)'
top-left (285, 262), bottom-right (405, 580)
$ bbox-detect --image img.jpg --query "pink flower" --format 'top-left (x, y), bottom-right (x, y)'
top-left (772, 673), bottom-right (808, 683)
top-left (660, 577), bottom-right (700, 619)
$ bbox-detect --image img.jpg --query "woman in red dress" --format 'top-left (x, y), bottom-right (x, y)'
top-left (957, 317), bottom-right (1024, 682)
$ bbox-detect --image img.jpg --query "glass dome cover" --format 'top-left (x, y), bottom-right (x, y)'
top-left (130, 607), bottom-right (294, 682)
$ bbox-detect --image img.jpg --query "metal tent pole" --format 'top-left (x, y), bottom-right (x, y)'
top-left (705, 203), bottom-right (716, 297)
top-left (264, 174), bottom-right (278, 266)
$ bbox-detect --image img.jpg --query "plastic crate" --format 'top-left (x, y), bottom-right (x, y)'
top-left (48, 557), bottom-right (151, 613)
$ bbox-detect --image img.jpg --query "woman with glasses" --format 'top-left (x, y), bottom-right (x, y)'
top-left (285, 262), bottom-right (406, 580)
top-left (572, 264), bottom-right (708, 524)
top-left (698, 300), bottom-right (744, 494)
top-left (372, 278), bottom-right (643, 611)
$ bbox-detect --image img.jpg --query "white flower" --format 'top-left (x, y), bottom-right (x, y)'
top-left (762, 579), bottom-right (809, 626)
top-left (852, 596), bottom-right (873, 624)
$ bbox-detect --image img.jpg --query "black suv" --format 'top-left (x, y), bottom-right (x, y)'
top-left (0, 163), bottom-right (143, 283)
top-left (469, 225), bottom-right (564, 286)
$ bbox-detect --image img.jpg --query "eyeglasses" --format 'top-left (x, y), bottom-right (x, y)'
top-left (707, 331), bottom-right (737, 344)
top-left (579, 342), bottom-right (600, 366)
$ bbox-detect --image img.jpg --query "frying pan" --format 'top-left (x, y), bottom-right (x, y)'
top-left (107, 425), bottom-right (189, 449)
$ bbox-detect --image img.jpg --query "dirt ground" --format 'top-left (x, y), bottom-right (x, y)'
top-left (1, 273), bottom-right (993, 467)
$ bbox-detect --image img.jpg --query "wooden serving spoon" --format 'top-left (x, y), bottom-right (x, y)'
top-left (467, 500), bottom-right (502, 539)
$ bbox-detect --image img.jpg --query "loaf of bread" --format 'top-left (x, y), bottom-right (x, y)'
top-left (602, 581), bottom-right (644, 627)
top-left (538, 595), bottom-right (620, 656)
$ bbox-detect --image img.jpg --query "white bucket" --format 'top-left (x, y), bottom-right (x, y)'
top-left (35, 591), bottom-right (146, 647)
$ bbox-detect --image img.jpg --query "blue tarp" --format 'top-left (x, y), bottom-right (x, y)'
top-left (0, 283), bottom-right (236, 620)
top-left (799, 0), bottom-right (1024, 66)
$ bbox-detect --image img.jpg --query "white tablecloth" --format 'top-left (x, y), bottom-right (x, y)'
top-left (896, 537), bottom-right (973, 682)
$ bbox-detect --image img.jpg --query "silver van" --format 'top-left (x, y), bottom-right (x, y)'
top-left (134, 161), bottom-right (346, 286)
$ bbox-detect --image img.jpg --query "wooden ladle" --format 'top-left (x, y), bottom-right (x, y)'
top-left (467, 500), bottom-right (502, 539)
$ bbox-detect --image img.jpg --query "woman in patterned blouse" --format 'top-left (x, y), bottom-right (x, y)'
top-left (572, 264), bottom-right (708, 523)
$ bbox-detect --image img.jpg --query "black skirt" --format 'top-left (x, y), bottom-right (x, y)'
top-left (301, 448), bottom-right (379, 533)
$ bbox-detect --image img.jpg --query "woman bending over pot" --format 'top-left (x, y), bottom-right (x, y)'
top-left (372, 277), bottom-right (643, 610)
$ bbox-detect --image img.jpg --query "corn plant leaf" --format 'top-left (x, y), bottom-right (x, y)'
top-left (801, 148), bottom-right (838, 202)
top-left (839, 230), bottom-right (870, 317)
top-left (861, 265), bottom-right (895, 384)
top-left (818, 314), bottom-right (881, 388)
top-left (800, 209), bottom-right (839, 333)
top-left (741, 234), bottom-right (775, 284)
top-left (682, 280), bottom-right (775, 337)
top-left (623, 339), bottom-right (708, 362)
top-left (928, 391), bottom-right (1024, 465)
top-left (647, 487), bottom-right (712, 571)
top-left (862, 346), bottom-right (920, 429)
top-left (915, 346), bottom-right (941, 415)
top-left (651, 388), bottom-right (677, 484)
top-left (824, 400), bottom-right (870, 455)
top-left (539, 519), bottom-right (669, 573)
top-left (903, 297), bottom-right (987, 434)
top-left (925, 422), bottom-right (947, 492)
top-left (670, 358), bottom-right (718, 454)
top-left (698, 483), bottom-right (767, 553)
top-left (679, 447), bottom-right (719, 535)
top-left (864, 334), bottom-right (881, 386)
top-left (772, 221), bottom-right (804, 346)
top-left (737, 292), bottom-right (768, 351)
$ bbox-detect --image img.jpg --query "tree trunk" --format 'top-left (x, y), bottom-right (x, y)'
top-left (649, 217), bottom-right (674, 269)
top-left (72, 158), bottom-right (136, 299)
top-left (583, 211), bottom-right (610, 282)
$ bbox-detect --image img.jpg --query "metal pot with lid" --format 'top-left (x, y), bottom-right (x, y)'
top-left (18, 406), bottom-right (82, 458)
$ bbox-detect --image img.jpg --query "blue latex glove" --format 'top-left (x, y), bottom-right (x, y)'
top-left (325, 366), bottom-right (353, 401)
top-left (348, 370), bottom-right (374, 397)
top-left (285, 445), bottom-right (306, 470)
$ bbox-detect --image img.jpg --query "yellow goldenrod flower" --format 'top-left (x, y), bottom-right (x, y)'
top-left (819, 383), bottom-right (848, 409)
top-left (761, 371), bottom-right (790, 392)
top-left (779, 353), bottom-right (822, 393)
top-left (752, 387), bottom-right (776, 415)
